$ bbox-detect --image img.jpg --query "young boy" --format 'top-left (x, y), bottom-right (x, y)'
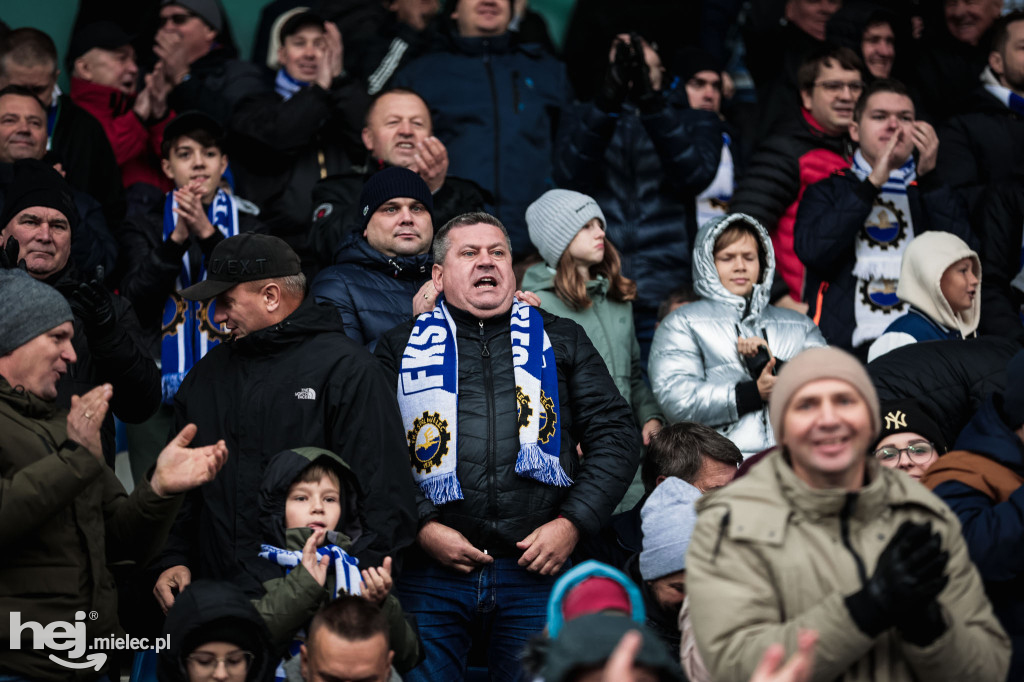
top-left (117, 111), bottom-right (262, 478)
top-left (253, 447), bottom-right (420, 679)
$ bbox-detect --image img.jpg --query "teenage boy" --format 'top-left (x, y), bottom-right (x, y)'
top-left (118, 111), bottom-right (261, 479)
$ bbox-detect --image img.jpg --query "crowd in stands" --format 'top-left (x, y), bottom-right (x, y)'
top-left (7, 0), bottom-right (1024, 681)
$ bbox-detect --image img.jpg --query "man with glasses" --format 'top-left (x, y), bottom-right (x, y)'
top-left (154, 0), bottom-right (263, 126)
top-left (794, 78), bottom-right (969, 357)
top-left (732, 45), bottom-right (861, 315)
top-left (920, 349), bottom-right (1024, 680)
top-left (871, 398), bottom-right (946, 482)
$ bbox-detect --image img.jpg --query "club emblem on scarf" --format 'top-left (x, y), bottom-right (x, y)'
top-left (408, 411), bottom-right (451, 473)
top-left (161, 293), bottom-right (188, 338)
top-left (538, 390), bottom-right (557, 444)
top-left (198, 298), bottom-right (232, 341)
top-left (863, 199), bottom-right (908, 249)
top-left (516, 386), bottom-right (534, 429)
top-left (860, 278), bottom-right (905, 313)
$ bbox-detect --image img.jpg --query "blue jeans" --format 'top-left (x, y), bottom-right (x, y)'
top-left (396, 557), bottom-right (563, 682)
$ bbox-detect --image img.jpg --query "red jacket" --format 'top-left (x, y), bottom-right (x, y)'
top-left (731, 109), bottom-right (852, 301)
top-left (70, 77), bottom-right (173, 192)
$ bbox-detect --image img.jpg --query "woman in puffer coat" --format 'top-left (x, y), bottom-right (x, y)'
top-left (649, 213), bottom-right (825, 456)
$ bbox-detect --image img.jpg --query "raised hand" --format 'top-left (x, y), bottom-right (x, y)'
top-left (360, 556), bottom-right (393, 604)
top-left (149, 423), bottom-right (228, 497)
top-left (301, 529), bottom-right (330, 586)
top-left (67, 383), bottom-right (113, 461)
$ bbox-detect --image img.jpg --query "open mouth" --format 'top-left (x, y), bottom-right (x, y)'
top-left (474, 276), bottom-right (497, 288)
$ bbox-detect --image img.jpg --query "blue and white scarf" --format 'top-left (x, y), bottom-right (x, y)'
top-left (160, 189), bottom-right (239, 402)
top-left (983, 66), bottom-right (1024, 116)
top-left (275, 68), bottom-right (308, 101)
top-left (259, 540), bottom-right (362, 598)
top-left (397, 298), bottom-right (571, 506)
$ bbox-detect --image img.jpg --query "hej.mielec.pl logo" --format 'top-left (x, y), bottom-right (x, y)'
top-left (10, 611), bottom-right (170, 671)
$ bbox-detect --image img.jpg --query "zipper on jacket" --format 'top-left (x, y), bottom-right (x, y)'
top-left (839, 493), bottom-right (869, 585)
top-left (484, 56), bottom-right (502, 216)
top-left (480, 320), bottom-right (498, 518)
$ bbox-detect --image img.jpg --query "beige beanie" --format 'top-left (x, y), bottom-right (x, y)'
top-left (769, 347), bottom-right (880, 442)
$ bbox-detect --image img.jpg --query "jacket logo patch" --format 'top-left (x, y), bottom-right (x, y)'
top-left (312, 203), bottom-right (333, 222)
top-left (408, 412), bottom-right (450, 473)
top-left (295, 388), bottom-right (317, 400)
top-left (885, 410), bottom-right (907, 430)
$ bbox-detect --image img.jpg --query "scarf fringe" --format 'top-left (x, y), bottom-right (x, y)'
top-left (516, 443), bottom-right (573, 487)
top-left (161, 372), bottom-right (186, 404)
top-left (418, 470), bottom-right (464, 505)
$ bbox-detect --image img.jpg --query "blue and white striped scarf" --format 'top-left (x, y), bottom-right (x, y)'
top-left (258, 541), bottom-right (362, 599)
top-left (159, 189), bottom-right (239, 403)
top-left (397, 298), bottom-right (571, 506)
top-left (275, 68), bottom-right (308, 101)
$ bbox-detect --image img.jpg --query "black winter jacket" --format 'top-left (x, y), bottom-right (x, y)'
top-left (308, 164), bottom-right (487, 269)
top-left (310, 233), bottom-right (431, 348)
top-left (553, 93), bottom-right (722, 313)
top-left (374, 303), bottom-right (639, 556)
top-left (229, 75), bottom-right (369, 263)
top-left (161, 299), bottom-right (418, 593)
top-left (935, 87), bottom-right (1024, 213)
top-left (46, 264), bottom-right (160, 460)
top-left (117, 197), bottom-right (264, 358)
top-left (977, 183), bottom-right (1024, 340)
top-left (167, 46), bottom-right (265, 126)
top-left (795, 169), bottom-right (971, 350)
top-left (868, 336), bottom-right (1020, 448)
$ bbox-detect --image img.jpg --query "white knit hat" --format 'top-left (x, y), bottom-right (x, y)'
top-left (526, 189), bottom-right (606, 268)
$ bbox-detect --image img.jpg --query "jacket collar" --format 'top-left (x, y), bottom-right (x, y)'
top-left (0, 376), bottom-right (58, 419)
top-left (232, 297), bottom-right (345, 356)
top-left (335, 233), bottom-right (433, 278)
top-left (769, 447), bottom-right (888, 521)
top-left (70, 76), bottom-right (133, 116)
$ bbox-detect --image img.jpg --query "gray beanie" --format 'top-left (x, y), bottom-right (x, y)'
top-left (526, 189), bottom-right (606, 268)
top-left (0, 268), bottom-right (73, 357)
top-left (639, 477), bottom-right (702, 581)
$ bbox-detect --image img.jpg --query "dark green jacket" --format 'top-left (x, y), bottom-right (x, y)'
top-left (0, 378), bottom-right (180, 681)
top-left (252, 447), bottom-right (421, 671)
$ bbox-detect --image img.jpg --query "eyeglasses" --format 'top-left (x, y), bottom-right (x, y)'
top-left (160, 11), bottom-right (198, 26)
top-left (185, 651), bottom-right (254, 678)
top-left (872, 442), bottom-right (936, 466)
top-left (815, 80), bottom-right (866, 94)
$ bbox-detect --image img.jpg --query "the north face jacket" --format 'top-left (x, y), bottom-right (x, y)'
top-left (160, 298), bottom-right (418, 593)
top-left (687, 448), bottom-right (1010, 682)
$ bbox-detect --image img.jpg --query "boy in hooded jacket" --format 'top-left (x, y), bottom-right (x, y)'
top-left (251, 447), bottom-right (421, 677)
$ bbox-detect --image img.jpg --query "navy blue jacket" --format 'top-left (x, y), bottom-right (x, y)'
top-left (795, 169), bottom-right (971, 350)
top-left (310, 233), bottom-right (431, 349)
top-left (553, 93), bottom-right (722, 314)
top-left (882, 307), bottom-right (965, 342)
top-left (392, 32), bottom-right (570, 256)
top-left (933, 395), bottom-right (1024, 680)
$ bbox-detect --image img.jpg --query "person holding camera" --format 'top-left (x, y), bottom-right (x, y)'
top-left (649, 213), bottom-right (824, 458)
top-left (554, 32), bottom-right (722, 365)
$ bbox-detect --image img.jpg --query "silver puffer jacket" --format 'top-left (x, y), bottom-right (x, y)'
top-left (649, 214), bottom-right (826, 455)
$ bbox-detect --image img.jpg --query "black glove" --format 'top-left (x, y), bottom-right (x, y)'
top-left (70, 265), bottom-right (116, 338)
top-left (595, 39), bottom-right (631, 113)
top-left (627, 33), bottom-right (663, 115)
top-left (0, 236), bottom-right (26, 270)
top-left (845, 521), bottom-right (949, 639)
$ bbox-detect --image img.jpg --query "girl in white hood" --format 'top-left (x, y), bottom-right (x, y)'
top-left (868, 231), bottom-right (981, 362)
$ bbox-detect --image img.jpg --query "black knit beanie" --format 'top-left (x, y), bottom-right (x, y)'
top-left (358, 166), bottom-right (434, 231)
top-left (0, 159), bottom-right (79, 232)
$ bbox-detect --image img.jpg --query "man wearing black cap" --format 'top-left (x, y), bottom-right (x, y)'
top-left (153, 232), bottom-right (417, 613)
top-left (311, 166), bottom-right (434, 349)
top-left (921, 350), bottom-right (1024, 679)
top-left (69, 21), bottom-right (175, 197)
top-left (154, 0), bottom-right (263, 126)
top-left (229, 11), bottom-right (368, 272)
top-left (0, 158), bottom-right (159, 462)
top-left (0, 265), bottom-right (228, 682)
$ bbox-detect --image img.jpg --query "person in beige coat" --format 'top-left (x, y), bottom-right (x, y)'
top-left (686, 346), bottom-right (1010, 682)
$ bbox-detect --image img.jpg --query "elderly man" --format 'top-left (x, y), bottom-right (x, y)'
top-left (0, 158), bottom-right (158, 460)
top-left (0, 267), bottom-right (227, 682)
top-left (374, 212), bottom-right (638, 681)
top-left (311, 166), bottom-right (435, 348)
top-left (309, 87), bottom-right (485, 268)
top-left (69, 21), bottom-right (174, 195)
top-left (153, 233), bottom-right (416, 611)
top-left (686, 346), bottom-right (1011, 682)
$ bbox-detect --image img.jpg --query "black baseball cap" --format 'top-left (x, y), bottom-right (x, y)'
top-left (67, 21), bottom-right (134, 65)
top-left (162, 110), bottom-right (225, 153)
top-left (279, 11), bottom-right (326, 42)
top-left (178, 233), bottom-right (301, 300)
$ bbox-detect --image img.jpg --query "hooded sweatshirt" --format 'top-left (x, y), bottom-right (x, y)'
top-left (868, 232), bottom-right (980, 361)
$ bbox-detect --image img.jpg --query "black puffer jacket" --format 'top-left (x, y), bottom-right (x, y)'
top-left (46, 264), bottom-right (161, 460)
top-left (935, 86), bottom-right (1024, 213)
top-left (161, 298), bottom-right (417, 593)
top-left (158, 580), bottom-right (274, 682)
top-left (795, 169), bottom-right (971, 351)
top-left (310, 233), bottom-right (432, 348)
top-left (976, 182), bottom-right (1024, 340)
top-left (553, 93), bottom-right (722, 315)
top-left (374, 303), bottom-right (639, 555)
top-left (167, 47), bottom-right (265, 126)
top-left (868, 336), bottom-right (1021, 448)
